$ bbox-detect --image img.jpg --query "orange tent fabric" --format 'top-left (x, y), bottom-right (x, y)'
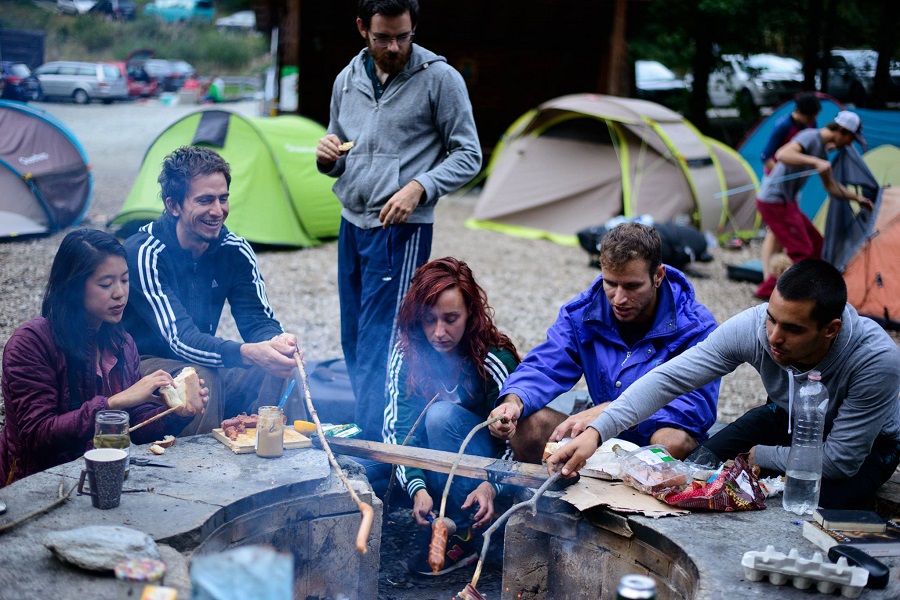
top-left (843, 186), bottom-right (900, 328)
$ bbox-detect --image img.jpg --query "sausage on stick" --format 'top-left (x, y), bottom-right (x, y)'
top-left (294, 351), bottom-right (374, 553)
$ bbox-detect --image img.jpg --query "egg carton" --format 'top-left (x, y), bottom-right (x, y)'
top-left (741, 546), bottom-right (868, 598)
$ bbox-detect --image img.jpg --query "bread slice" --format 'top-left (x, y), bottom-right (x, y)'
top-left (159, 367), bottom-right (202, 415)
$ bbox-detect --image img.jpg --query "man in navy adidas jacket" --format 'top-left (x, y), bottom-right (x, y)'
top-left (123, 146), bottom-right (301, 435)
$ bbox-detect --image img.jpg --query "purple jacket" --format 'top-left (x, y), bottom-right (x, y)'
top-left (500, 267), bottom-right (721, 445)
top-left (0, 317), bottom-right (191, 486)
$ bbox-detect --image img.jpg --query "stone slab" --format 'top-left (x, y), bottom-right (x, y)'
top-left (0, 436), bottom-right (377, 599)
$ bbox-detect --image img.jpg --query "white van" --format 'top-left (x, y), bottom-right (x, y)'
top-left (33, 61), bottom-right (129, 104)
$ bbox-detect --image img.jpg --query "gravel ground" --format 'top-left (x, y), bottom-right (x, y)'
top-left (0, 98), bottom-right (786, 424)
top-left (1, 99), bottom-right (897, 599)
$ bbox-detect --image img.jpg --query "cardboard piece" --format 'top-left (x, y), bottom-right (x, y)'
top-left (561, 477), bottom-right (689, 518)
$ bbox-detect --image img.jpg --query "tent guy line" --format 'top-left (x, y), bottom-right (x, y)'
top-left (713, 170), bottom-right (818, 199)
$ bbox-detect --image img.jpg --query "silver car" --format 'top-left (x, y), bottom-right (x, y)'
top-left (822, 49), bottom-right (900, 106)
top-left (708, 54), bottom-right (804, 114)
top-left (34, 61), bottom-right (129, 104)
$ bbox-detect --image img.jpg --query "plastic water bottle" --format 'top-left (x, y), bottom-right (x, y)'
top-left (783, 370), bottom-right (828, 515)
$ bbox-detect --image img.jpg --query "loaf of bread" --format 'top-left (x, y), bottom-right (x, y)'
top-left (159, 367), bottom-right (202, 415)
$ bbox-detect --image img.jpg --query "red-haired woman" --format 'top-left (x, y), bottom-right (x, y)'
top-left (383, 257), bottom-right (520, 576)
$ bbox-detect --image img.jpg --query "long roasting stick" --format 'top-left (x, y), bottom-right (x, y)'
top-left (128, 406), bottom-right (178, 433)
top-left (383, 393), bottom-right (440, 512)
top-left (429, 415), bottom-right (505, 574)
top-left (438, 415), bottom-right (504, 519)
top-left (294, 351), bottom-right (374, 553)
top-left (466, 471), bottom-right (563, 594)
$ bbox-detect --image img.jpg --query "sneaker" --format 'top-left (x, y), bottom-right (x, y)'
top-left (409, 526), bottom-right (480, 576)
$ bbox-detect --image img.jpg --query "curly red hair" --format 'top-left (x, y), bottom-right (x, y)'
top-left (396, 257), bottom-right (519, 396)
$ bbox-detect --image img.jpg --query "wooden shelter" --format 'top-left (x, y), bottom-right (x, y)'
top-left (252, 0), bottom-right (646, 149)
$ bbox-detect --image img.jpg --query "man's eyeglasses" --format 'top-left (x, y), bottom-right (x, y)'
top-left (369, 32), bottom-right (414, 48)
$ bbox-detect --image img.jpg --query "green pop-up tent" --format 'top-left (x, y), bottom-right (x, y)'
top-left (110, 110), bottom-right (341, 247)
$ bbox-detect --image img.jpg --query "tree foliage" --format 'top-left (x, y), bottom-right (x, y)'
top-left (631, 0), bottom-right (898, 128)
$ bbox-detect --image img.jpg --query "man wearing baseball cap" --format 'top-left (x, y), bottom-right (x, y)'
top-left (753, 110), bottom-right (873, 300)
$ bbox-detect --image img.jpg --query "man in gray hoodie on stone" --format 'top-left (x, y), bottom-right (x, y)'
top-left (315, 0), bottom-right (481, 441)
top-left (548, 259), bottom-right (900, 509)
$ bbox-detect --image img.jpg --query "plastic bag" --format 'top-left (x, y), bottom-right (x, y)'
top-left (620, 445), bottom-right (692, 496)
top-left (658, 453), bottom-right (766, 511)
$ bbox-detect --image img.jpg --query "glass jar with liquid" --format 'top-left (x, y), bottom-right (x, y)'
top-left (256, 406), bottom-right (284, 458)
top-left (93, 410), bottom-right (131, 478)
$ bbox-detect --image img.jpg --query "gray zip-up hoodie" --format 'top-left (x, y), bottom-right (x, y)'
top-left (318, 45), bottom-right (482, 229)
top-left (589, 303), bottom-right (900, 479)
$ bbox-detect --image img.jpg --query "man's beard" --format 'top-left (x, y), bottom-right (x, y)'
top-left (370, 42), bottom-right (411, 76)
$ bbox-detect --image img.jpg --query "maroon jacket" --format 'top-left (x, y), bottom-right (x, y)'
top-left (0, 317), bottom-right (190, 486)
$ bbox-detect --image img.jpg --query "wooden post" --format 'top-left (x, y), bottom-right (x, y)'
top-left (605, 0), bottom-right (629, 96)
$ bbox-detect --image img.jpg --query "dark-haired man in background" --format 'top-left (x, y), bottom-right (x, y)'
top-left (754, 110), bottom-right (873, 300)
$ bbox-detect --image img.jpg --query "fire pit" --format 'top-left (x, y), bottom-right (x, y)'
top-left (500, 489), bottom-right (900, 599)
top-left (0, 434), bottom-right (380, 598)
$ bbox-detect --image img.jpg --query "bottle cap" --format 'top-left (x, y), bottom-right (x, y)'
top-left (808, 370), bottom-right (822, 381)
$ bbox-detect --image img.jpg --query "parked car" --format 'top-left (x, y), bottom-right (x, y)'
top-left (216, 10), bottom-right (256, 32)
top-left (1, 61), bottom-right (43, 102)
top-left (820, 49), bottom-right (900, 107)
top-left (635, 60), bottom-right (689, 110)
top-left (57, 0), bottom-right (97, 15)
top-left (33, 61), bottom-right (129, 104)
top-left (708, 53), bottom-right (804, 114)
top-left (88, 0), bottom-right (136, 21)
top-left (144, 0), bottom-right (214, 23)
top-left (143, 58), bottom-right (195, 92)
top-left (111, 61), bottom-right (158, 98)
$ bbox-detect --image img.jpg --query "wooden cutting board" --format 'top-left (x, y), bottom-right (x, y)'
top-left (211, 427), bottom-right (311, 454)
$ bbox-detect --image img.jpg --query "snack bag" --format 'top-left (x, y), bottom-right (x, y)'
top-left (620, 445), bottom-right (692, 496)
top-left (659, 453), bottom-right (766, 511)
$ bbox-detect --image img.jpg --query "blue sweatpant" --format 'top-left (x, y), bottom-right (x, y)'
top-left (338, 218), bottom-right (432, 440)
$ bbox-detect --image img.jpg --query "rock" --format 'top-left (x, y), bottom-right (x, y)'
top-left (158, 544), bottom-right (192, 596)
top-left (44, 525), bottom-right (160, 572)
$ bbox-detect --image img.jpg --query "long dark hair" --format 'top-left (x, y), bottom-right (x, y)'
top-left (41, 229), bottom-right (127, 368)
top-left (396, 257), bottom-right (519, 396)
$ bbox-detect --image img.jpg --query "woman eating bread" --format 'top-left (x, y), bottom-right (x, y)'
top-left (0, 230), bottom-right (207, 486)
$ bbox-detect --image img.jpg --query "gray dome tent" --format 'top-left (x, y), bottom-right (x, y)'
top-left (0, 100), bottom-right (92, 239)
top-left (468, 94), bottom-right (760, 245)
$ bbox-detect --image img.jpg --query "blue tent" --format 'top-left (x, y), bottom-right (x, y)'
top-left (0, 100), bottom-right (92, 239)
top-left (854, 108), bottom-right (900, 150)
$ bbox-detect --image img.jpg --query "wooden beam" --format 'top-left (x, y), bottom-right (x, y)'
top-left (606, 0), bottom-right (629, 96)
top-left (314, 437), bottom-right (571, 490)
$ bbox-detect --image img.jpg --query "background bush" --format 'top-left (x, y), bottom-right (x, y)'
top-left (2, 0), bottom-right (268, 76)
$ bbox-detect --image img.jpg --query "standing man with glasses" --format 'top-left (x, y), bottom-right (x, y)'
top-left (316, 0), bottom-right (481, 441)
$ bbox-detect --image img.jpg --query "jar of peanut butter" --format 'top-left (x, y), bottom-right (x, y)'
top-left (255, 406), bottom-right (284, 458)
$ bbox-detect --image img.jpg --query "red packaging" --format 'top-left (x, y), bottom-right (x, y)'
top-left (658, 453), bottom-right (766, 511)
